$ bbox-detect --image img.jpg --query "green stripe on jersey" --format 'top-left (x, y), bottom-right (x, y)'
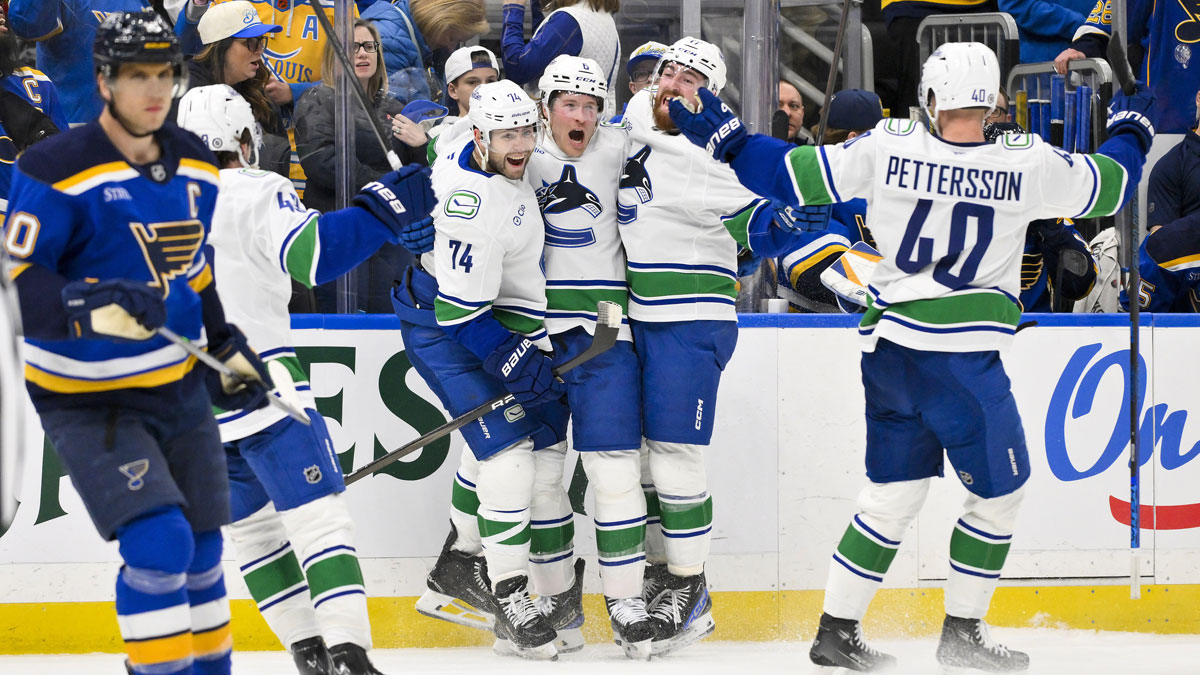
top-left (659, 496), bottom-right (713, 532)
top-left (1083, 154), bottom-right (1128, 218)
top-left (305, 553), bottom-right (364, 598)
top-left (272, 355), bottom-right (309, 385)
top-left (950, 526), bottom-right (1011, 572)
top-left (546, 287), bottom-right (629, 314)
top-left (493, 308), bottom-right (545, 335)
top-left (786, 146), bottom-right (835, 205)
top-left (860, 292), bottom-right (1020, 330)
top-left (836, 524), bottom-right (898, 575)
top-left (596, 523), bottom-right (646, 558)
top-left (626, 269), bottom-right (736, 300)
top-left (531, 519), bottom-right (575, 555)
top-left (719, 201), bottom-right (760, 250)
top-left (434, 297), bottom-right (488, 324)
top-left (283, 215), bottom-right (320, 288)
top-left (243, 551), bottom-right (306, 604)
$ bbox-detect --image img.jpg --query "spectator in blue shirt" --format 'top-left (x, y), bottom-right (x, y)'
top-left (501, 0), bottom-right (620, 111)
top-left (364, 0), bottom-right (489, 105)
top-left (998, 0), bottom-right (1093, 64)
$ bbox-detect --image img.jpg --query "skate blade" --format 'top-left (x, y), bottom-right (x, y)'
top-left (615, 637), bottom-right (653, 661)
top-left (492, 637), bottom-right (558, 661)
top-left (415, 590), bottom-right (495, 630)
top-left (650, 614), bottom-right (716, 656)
top-left (555, 627), bottom-right (584, 654)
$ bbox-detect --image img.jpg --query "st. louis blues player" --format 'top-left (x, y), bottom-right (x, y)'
top-left (176, 84), bottom-right (436, 675)
top-left (3, 11), bottom-right (274, 675)
top-left (669, 41), bottom-right (1155, 671)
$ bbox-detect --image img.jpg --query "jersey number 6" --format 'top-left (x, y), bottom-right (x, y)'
top-left (896, 199), bottom-right (994, 288)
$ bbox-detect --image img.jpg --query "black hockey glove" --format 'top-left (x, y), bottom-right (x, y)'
top-left (62, 278), bottom-right (166, 342)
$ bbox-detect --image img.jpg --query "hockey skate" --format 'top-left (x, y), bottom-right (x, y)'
top-left (642, 561), bottom-right (671, 605)
top-left (290, 636), bottom-right (337, 675)
top-left (809, 612), bottom-right (896, 672)
top-left (647, 570), bottom-right (715, 656)
top-left (414, 524), bottom-right (495, 630)
top-left (935, 615), bottom-right (1029, 672)
top-left (490, 575), bottom-right (559, 660)
top-left (606, 595), bottom-right (656, 661)
top-left (533, 558), bottom-right (586, 654)
top-left (329, 642), bottom-right (385, 675)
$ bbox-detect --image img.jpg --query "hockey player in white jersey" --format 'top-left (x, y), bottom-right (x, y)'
top-left (177, 85), bottom-right (437, 675)
top-left (668, 42), bottom-right (1155, 672)
top-left (617, 36), bottom-right (828, 656)
top-left (390, 79), bottom-right (564, 660)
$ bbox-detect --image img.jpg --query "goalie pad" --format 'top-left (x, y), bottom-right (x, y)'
top-left (819, 241), bottom-right (883, 310)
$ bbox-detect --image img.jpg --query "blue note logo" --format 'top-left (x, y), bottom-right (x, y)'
top-left (119, 460), bottom-right (150, 491)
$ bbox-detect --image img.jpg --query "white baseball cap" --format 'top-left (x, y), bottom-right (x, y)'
top-left (445, 45), bottom-right (500, 85)
top-left (198, 1), bottom-right (282, 45)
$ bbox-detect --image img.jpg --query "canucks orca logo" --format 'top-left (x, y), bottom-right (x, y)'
top-left (537, 165), bottom-right (602, 218)
top-left (617, 145), bottom-right (653, 224)
top-left (129, 220), bottom-right (205, 298)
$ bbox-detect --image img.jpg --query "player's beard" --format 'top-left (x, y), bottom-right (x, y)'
top-left (652, 87), bottom-right (679, 132)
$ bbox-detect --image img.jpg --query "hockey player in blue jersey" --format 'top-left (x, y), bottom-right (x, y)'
top-left (1123, 221), bottom-right (1200, 311)
top-left (177, 84), bottom-right (436, 675)
top-left (669, 42), bottom-right (1154, 671)
top-left (3, 11), bottom-right (272, 675)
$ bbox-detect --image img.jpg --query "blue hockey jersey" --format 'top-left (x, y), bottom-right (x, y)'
top-left (1125, 216), bottom-right (1200, 311)
top-left (5, 121), bottom-right (221, 412)
top-left (0, 67), bottom-right (69, 216)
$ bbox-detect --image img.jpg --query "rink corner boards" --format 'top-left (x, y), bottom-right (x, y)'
top-left (3, 585), bottom-right (1200, 654)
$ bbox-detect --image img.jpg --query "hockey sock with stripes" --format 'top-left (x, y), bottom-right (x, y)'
top-left (584, 449), bottom-right (647, 598)
top-left (476, 438), bottom-right (537, 588)
top-left (449, 446), bottom-right (484, 555)
top-left (945, 486), bottom-right (1025, 618)
top-left (647, 440), bottom-right (710, 576)
top-left (188, 530), bottom-right (232, 675)
top-left (115, 508), bottom-right (195, 675)
top-left (228, 503), bottom-right (322, 648)
top-left (529, 442), bottom-right (576, 596)
top-left (823, 479), bottom-right (929, 620)
top-left (640, 443), bottom-right (666, 565)
top-left (279, 494), bottom-right (370, 649)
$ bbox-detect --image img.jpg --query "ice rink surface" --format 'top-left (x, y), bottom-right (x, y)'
top-left (4, 628), bottom-right (1199, 674)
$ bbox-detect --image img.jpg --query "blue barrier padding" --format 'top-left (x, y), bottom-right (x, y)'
top-left (289, 313), bottom-right (1200, 330)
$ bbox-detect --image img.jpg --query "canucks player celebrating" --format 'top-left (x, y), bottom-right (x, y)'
top-left (391, 79), bottom-right (564, 660)
top-left (669, 42), bottom-right (1155, 671)
top-left (2, 11), bottom-right (276, 675)
top-left (618, 36), bottom-right (823, 656)
top-left (176, 85), bottom-right (436, 675)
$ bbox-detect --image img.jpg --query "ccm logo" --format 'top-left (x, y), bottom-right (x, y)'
top-left (694, 398), bottom-right (704, 430)
top-left (705, 117), bottom-right (741, 154)
top-left (500, 339), bottom-right (533, 377)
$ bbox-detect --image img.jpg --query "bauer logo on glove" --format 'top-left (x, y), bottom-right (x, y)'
top-left (706, 117), bottom-right (742, 157)
top-left (360, 182), bottom-right (408, 215)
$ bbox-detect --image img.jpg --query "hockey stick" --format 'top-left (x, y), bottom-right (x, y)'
top-left (1105, 0), bottom-right (1143, 599)
top-left (815, 0), bottom-right (854, 145)
top-left (156, 327), bottom-right (312, 426)
top-left (345, 301), bottom-right (623, 486)
top-left (304, 0), bottom-right (402, 171)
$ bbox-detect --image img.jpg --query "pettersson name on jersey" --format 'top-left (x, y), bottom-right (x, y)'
top-left (884, 157), bottom-right (1023, 202)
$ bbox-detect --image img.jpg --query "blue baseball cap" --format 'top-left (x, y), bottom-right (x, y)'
top-left (626, 41), bottom-right (667, 76)
top-left (827, 89), bottom-right (884, 131)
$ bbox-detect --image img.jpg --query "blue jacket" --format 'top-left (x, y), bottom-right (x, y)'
top-left (999, 0), bottom-right (1092, 64)
top-left (362, 0), bottom-right (443, 104)
top-left (10, 0), bottom-right (151, 125)
top-left (1146, 132), bottom-right (1200, 231)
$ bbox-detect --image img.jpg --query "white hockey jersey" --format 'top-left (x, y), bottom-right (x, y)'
top-left (427, 139), bottom-right (550, 350)
top-left (617, 89), bottom-right (766, 322)
top-left (426, 115), bottom-right (474, 165)
top-left (528, 123), bottom-right (631, 341)
top-left (785, 119), bottom-right (1129, 352)
top-left (207, 168), bottom-right (321, 441)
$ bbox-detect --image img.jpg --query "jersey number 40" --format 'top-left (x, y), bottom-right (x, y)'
top-left (896, 199), bottom-right (994, 288)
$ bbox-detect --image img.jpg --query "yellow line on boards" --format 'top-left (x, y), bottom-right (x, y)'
top-left (2, 586), bottom-right (1198, 654)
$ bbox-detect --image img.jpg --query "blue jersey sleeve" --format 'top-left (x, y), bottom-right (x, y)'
top-left (500, 5), bottom-right (583, 85)
top-left (8, 0), bottom-right (64, 42)
top-left (1146, 145), bottom-right (1185, 230)
top-left (997, 0), bottom-right (1086, 40)
top-left (309, 206), bottom-right (395, 286)
top-left (1126, 214), bottom-right (1200, 311)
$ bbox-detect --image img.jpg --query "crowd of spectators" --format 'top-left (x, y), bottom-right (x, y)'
top-left (3, 0), bottom-right (1197, 315)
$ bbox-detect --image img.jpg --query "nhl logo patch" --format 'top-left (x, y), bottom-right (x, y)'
top-left (958, 470), bottom-right (974, 486)
top-left (304, 465), bottom-right (322, 484)
top-left (119, 460), bottom-right (150, 491)
top-left (504, 404), bottom-right (526, 423)
top-left (150, 164), bottom-right (166, 182)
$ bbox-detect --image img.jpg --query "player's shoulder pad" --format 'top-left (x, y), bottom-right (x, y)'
top-left (1146, 218), bottom-right (1200, 267)
top-left (880, 118), bottom-right (919, 136)
top-left (16, 123), bottom-right (118, 186)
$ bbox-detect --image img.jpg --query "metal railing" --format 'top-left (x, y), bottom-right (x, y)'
top-left (917, 12), bottom-right (1020, 84)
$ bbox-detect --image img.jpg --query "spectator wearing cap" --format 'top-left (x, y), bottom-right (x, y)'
top-left (175, 1), bottom-right (291, 176)
top-left (9, 0), bottom-right (152, 125)
top-left (415, 45), bottom-right (499, 164)
top-left (779, 79), bottom-right (813, 145)
top-left (610, 40), bottom-right (663, 122)
top-left (502, 0), bottom-right (621, 112)
top-left (773, 89), bottom-right (881, 313)
top-left (363, 0), bottom-right (489, 105)
top-left (296, 18), bottom-right (414, 312)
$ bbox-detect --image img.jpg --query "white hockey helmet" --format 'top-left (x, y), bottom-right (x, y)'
top-left (655, 36), bottom-right (727, 95)
top-left (919, 42), bottom-right (999, 126)
top-left (468, 80), bottom-right (541, 151)
top-left (177, 84), bottom-right (261, 168)
top-left (538, 55), bottom-right (609, 115)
